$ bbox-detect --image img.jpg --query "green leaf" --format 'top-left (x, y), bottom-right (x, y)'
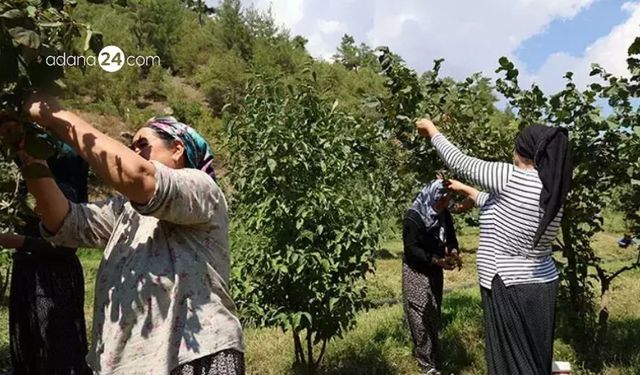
top-left (267, 158), bottom-right (276, 172)
top-left (83, 28), bottom-right (93, 52)
top-left (21, 163), bottom-right (52, 179)
top-left (629, 37), bottom-right (640, 55)
top-left (0, 180), bottom-right (17, 193)
top-left (39, 22), bottom-right (64, 27)
top-left (26, 6), bottom-right (36, 17)
top-left (88, 32), bottom-right (104, 54)
top-left (8, 27), bottom-right (40, 49)
top-left (0, 9), bottom-right (25, 19)
top-left (301, 312), bottom-right (312, 327)
top-left (331, 100), bottom-right (339, 114)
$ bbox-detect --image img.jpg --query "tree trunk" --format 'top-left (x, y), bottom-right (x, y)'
top-left (293, 331), bottom-right (305, 366)
top-left (596, 279), bottom-right (610, 344)
top-left (562, 222), bottom-right (581, 314)
top-left (306, 330), bottom-right (317, 374)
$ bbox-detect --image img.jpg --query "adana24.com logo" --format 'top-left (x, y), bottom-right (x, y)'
top-left (46, 45), bottom-right (161, 73)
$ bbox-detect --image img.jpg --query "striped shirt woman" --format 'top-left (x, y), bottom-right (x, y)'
top-left (416, 119), bottom-right (573, 375)
top-left (431, 133), bottom-right (561, 289)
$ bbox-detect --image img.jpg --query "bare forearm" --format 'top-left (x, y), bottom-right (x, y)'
top-left (23, 167), bottom-right (70, 233)
top-left (32, 109), bottom-right (156, 203)
top-left (458, 184), bottom-right (480, 203)
top-left (0, 233), bottom-right (26, 249)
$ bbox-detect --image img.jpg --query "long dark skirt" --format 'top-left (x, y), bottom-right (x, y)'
top-left (402, 262), bottom-right (444, 372)
top-left (9, 248), bottom-right (90, 375)
top-left (481, 275), bottom-right (559, 375)
top-left (171, 349), bottom-right (245, 375)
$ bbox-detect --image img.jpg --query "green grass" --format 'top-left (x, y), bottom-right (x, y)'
top-left (0, 228), bottom-right (639, 374)
top-left (0, 294), bottom-right (8, 371)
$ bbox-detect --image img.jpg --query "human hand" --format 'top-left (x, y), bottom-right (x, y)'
top-left (444, 179), bottom-right (467, 193)
top-left (0, 232), bottom-right (24, 251)
top-left (415, 118), bottom-right (439, 138)
top-left (22, 91), bottom-right (64, 126)
top-left (433, 256), bottom-right (456, 270)
top-left (448, 249), bottom-right (463, 270)
top-left (450, 197), bottom-right (475, 214)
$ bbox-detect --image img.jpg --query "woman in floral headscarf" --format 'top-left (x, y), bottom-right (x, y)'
top-left (1, 93), bottom-right (244, 375)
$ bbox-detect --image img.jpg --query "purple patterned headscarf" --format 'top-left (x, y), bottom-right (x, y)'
top-left (145, 116), bottom-right (216, 180)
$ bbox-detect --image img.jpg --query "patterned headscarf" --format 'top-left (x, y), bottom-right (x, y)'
top-left (409, 179), bottom-right (448, 231)
top-left (145, 116), bottom-right (216, 180)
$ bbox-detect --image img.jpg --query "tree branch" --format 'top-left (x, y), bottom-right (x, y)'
top-left (307, 330), bottom-right (313, 372)
top-left (314, 336), bottom-right (328, 368)
top-left (293, 331), bottom-right (305, 365)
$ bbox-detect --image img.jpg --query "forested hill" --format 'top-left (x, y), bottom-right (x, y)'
top-left (57, 0), bottom-right (514, 172)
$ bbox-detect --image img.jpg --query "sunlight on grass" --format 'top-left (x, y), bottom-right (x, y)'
top-left (0, 222), bottom-right (638, 374)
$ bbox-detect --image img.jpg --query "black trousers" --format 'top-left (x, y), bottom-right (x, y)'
top-left (481, 275), bottom-right (559, 375)
top-left (9, 251), bottom-right (90, 375)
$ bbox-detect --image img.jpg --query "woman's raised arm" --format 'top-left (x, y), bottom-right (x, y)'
top-left (416, 118), bottom-right (512, 193)
top-left (24, 92), bottom-right (156, 205)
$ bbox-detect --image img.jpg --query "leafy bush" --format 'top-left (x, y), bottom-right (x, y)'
top-left (494, 45), bottom-right (640, 370)
top-left (227, 71), bottom-right (386, 371)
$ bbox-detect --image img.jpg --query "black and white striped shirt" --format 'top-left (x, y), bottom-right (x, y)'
top-left (432, 134), bottom-right (561, 289)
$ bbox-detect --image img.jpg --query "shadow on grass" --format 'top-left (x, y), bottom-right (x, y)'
top-left (306, 292), bottom-right (485, 375)
top-left (376, 248), bottom-right (399, 260)
top-left (440, 292), bottom-right (484, 374)
top-left (311, 346), bottom-right (399, 375)
top-left (557, 316), bottom-right (640, 373)
top-left (308, 312), bottom-right (411, 375)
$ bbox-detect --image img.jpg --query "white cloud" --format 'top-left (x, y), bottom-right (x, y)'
top-left (239, 0), bottom-right (640, 94)
top-left (244, 0), bottom-right (304, 28)
top-left (317, 19), bottom-right (347, 35)
top-left (526, 1), bottom-right (640, 92)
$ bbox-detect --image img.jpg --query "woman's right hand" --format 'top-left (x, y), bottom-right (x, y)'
top-left (22, 91), bottom-right (64, 126)
top-left (445, 179), bottom-right (467, 192)
top-left (433, 257), bottom-right (456, 270)
top-left (415, 118), bottom-right (440, 138)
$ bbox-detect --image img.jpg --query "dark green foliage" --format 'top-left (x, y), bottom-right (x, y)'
top-left (131, 0), bottom-right (184, 68)
top-left (495, 53), bottom-right (640, 370)
top-left (215, 0), bottom-right (252, 61)
top-left (0, 0), bottom-right (100, 112)
top-left (0, 0), bottom-right (97, 300)
top-left (333, 34), bottom-right (379, 72)
top-left (371, 48), bottom-right (517, 216)
top-left (194, 50), bottom-right (247, 115)
top-left (227, 71), bottom-right (386, 371)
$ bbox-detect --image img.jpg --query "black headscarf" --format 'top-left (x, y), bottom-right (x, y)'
top-left (515, 124), bottom-right (573, 246)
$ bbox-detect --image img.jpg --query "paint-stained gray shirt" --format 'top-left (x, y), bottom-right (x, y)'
top-left (43, 161), bottom-right (243, 374)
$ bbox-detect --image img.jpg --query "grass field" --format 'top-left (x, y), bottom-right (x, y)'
top-left (1, 226), bottom-right (639, 374)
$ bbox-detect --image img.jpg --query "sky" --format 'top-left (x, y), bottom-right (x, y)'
top-left (227, 0), bottom-right (640, 94)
